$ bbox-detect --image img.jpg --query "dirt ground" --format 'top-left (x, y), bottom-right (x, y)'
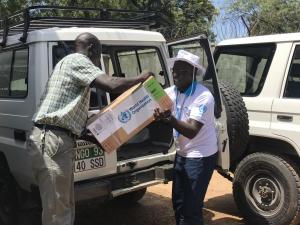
top-left (75, 172), bottom-right (245, 225)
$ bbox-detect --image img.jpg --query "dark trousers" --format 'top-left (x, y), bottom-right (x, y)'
top-left (172, 153), bottom-right (217, 225)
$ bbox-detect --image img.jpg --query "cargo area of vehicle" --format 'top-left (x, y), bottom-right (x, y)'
top-left (117, 121), bottom-right (173, 161)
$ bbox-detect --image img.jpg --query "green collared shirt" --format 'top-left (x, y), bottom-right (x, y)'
top-left (34, 53), bottom-right (105, 136)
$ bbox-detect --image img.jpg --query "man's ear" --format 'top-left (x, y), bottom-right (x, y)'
top-left (87, 44), bottom-right (93, 57)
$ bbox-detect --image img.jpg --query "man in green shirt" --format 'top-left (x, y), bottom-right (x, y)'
top-left (28, 32), bottom-right (152, 225)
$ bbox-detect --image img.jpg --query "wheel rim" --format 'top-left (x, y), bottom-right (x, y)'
top-left (0, 179), bottom-right (15, 224)
top-left (245, 172), bottom-right (284, 216)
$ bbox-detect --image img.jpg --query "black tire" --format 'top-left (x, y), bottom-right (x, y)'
top-left (0, 171), bottom-right (18, 225)
top-left (233, 153), bottom-right (300, 225)
top-left (203, 81), bottom-right (249, 164)
top-left (115, 188), bottom-right (147, 204)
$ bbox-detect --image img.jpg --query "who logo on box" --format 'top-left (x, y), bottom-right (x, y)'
top-left (118, 110), bottom-right (131, 123)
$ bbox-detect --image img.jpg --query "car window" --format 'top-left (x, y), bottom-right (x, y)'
top-left (52, 42), bottom-right (107, 109)
top-left (118, 50), bottom-right (140, 77)
top-left (11, 49), bottom-right (28, 98)
top-left (215, 44), bottom-right (275, 96)
top-left (0, 51), bottom-right (12, 97)
top-left (0, 48), bottom-right (28, 98)
top-left (52, 42), bottom-right (75, 66)
top-left (103, 54), bottom-right (114, 76)
top-left (138, 49), bottom-right (165, 85)
top-left (117, 48), bottom-right (167, 87)
top-left (284, 45), bottom-right (300, 98)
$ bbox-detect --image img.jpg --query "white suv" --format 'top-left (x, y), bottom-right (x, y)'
top-left (0, 6), bottom-right (248, 225)
top-left (215, 32), bottom-right (300, 225)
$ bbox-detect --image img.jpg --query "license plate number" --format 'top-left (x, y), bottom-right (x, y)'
top-left (74, 145), bottom-right (105, 173)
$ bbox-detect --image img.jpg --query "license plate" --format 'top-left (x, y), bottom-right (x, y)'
top-left (74, 142), bottom-right (106, 173)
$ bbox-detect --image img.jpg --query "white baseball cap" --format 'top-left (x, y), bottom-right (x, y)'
top-left (167, 50), bottom-right (205, 75)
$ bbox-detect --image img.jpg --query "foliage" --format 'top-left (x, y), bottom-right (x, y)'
top-left (227, 0), bottom-right (300, 35)
top-left (161, 0), bottom-right (217, 40)
top-left (0, 0), bottom-right (218, 39)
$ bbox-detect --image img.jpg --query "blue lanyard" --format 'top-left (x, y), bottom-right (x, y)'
top-left (174, 82), bottom-right (197, 138)
top-left (174, 90), bottom-right (188, 138)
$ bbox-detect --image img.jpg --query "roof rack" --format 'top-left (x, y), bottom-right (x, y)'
top-left (0, 5), bottom-right (160, 47)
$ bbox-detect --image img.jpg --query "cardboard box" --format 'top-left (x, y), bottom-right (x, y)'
top-left (87, 76), bottom-right (173, 153)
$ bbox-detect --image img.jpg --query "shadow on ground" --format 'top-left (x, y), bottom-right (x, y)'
top-left (205, 193), bottom-right (242, 218)
top-left (17, 190), bottom-right (245, 225)
top-left (73, 192), bottom-right (245, 225)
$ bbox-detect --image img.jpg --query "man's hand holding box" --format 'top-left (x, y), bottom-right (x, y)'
top-left (87, 76), bottom-right (173, 152)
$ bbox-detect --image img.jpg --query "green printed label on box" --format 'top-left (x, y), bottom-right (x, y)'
top-left (143, 77), bottom-right (165, 101)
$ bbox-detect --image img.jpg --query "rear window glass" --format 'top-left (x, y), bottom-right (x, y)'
top-left (117, 48), bottom-right (166, 87)
top-left (284, 45), bottom-right (300, 98)
top-left (215, 44), bottom-right (275, 96)
top-left (0, 48), bottom-right (28, 98)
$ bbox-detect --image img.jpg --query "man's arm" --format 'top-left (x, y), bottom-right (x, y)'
top-left (91, 71), bottom-right (153, 93)
top-left (169, 116), bottom-right (203, 139)
top-left (153, 109), bottom-right (203, 139)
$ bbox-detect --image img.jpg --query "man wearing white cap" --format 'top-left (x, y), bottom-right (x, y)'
top-left (154, 50), bottom-right (218, 225)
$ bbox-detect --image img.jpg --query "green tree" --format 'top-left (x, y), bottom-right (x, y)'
top-left (227, 0), bottom-right (300, 35)
top-left (159, 0), bottom-right (217, 40)
top-left (0, 0), bottom-right (217, 39)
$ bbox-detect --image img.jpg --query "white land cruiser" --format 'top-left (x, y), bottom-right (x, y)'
top-left (0, 6), bottom-right (248, 225)
top-left (215, 33), bottom-right (300, 225)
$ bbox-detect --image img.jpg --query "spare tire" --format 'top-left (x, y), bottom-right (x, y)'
top-left (203, 80), bottom-right (249, 166)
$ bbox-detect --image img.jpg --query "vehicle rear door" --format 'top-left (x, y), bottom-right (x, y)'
top-left (167, 36), bottom-right (230, 170)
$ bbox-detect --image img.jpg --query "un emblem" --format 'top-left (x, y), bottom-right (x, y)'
top-left (118, 110), bottom-right (131, 123)
top-left (199, 104), bottom-right (207, 114)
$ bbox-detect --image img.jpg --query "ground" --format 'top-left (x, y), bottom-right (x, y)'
top-left (74, 172), bottom-right (245, 225)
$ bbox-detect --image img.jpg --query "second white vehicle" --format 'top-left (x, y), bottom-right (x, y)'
top-left (215, 32), bottom-right (300, 225)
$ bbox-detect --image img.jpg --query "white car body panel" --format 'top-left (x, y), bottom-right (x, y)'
top-left (218, 34), bottom-right (300, 157)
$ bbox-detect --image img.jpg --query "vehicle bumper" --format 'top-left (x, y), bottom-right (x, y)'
top-left (74, 163), bottom-right (173, 202)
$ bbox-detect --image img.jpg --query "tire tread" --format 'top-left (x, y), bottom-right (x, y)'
top-left (233, 153), bottom-right (300, 225)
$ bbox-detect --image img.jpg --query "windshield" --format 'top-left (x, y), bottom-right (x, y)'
top-left (215, 44), bottom-right (275, 96)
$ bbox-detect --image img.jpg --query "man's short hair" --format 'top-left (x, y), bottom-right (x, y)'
top-left (75, 32), bottom-right (101, 54)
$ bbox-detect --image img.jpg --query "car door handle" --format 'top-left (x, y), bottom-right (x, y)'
top-left (277, 115), bottom-right (293, 122)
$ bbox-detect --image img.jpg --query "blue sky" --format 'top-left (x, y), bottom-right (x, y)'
top-left (211, 0), bottom-right (247, 42)
top-left (212, 0), bottom-right (227, 42)
top-left (212, 0), bottom-right (224, 7)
